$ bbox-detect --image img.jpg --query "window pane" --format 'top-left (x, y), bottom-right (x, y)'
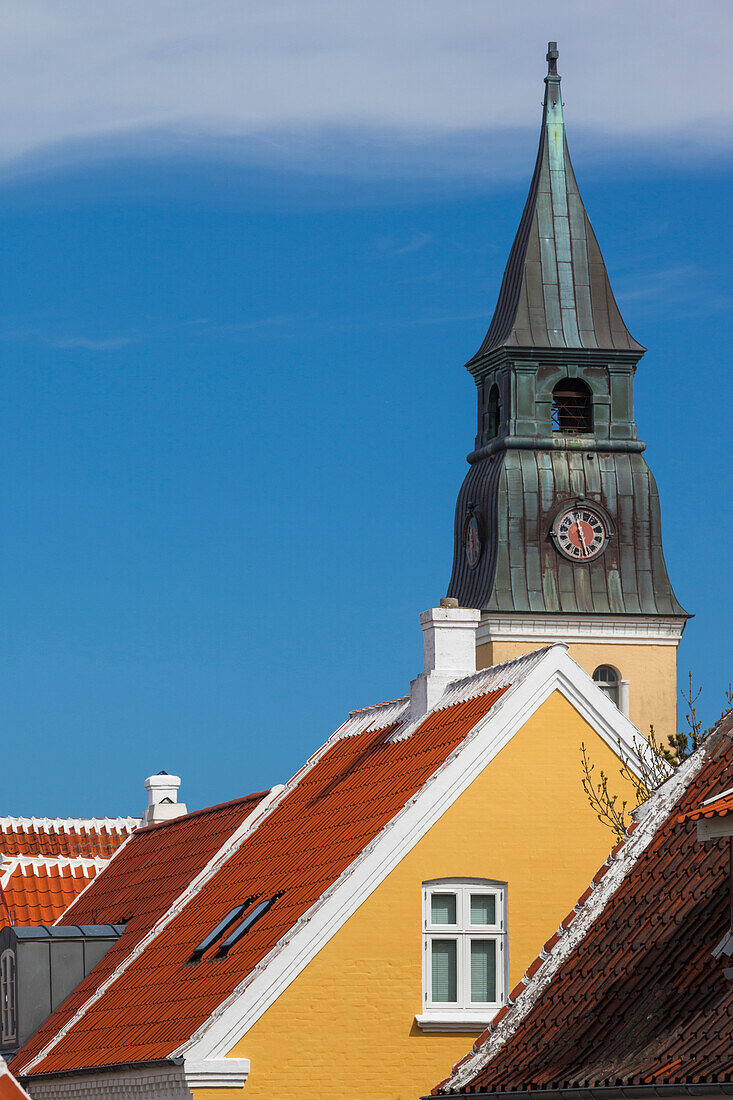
top-left (431, 893), bottom-right (457, 925)
top-left (470, 940), bottom-right (497, 1003)
top-left (470, 894), bottom-right (496, 925)
top-left (431, 940), bottom-right (457, 1002)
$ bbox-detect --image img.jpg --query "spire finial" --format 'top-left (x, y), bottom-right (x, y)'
top-left (544, 41), bottom-right (561, 106)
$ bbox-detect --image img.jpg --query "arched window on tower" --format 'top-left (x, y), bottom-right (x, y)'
top-left (487, 385), bottom-right (500, 439)
top-left (552, 379), bottom-right (592, 434)
top-left (593, 665), bottom-right (620, 707)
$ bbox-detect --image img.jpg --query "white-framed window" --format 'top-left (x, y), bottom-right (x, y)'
top-left (418, 879), bottom-right (507, 1031)
top-left (0, 948), bottom-right (17, 1045)
top-left (593, 664), bottom-right (629, 716)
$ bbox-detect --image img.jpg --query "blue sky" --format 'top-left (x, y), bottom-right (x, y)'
top-left (1, 2), bottom-right (732, 816)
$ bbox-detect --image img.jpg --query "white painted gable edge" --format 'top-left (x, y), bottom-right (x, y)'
top-left (19, 786), bottom-right (285, 1078)
top-left (0, 856), bottom-right (109, 890)
top-left (441, 740), bottom-right (712, 1092)
top-left (177, 645), bottom-right (647, 1062)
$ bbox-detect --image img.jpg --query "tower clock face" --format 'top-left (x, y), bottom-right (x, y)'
top-left (465, 515), bottom-right (481, 569)
top-left (553, 505), bottom-right (608, 562)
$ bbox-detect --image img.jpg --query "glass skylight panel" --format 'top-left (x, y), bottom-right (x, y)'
top-left (215, 894), bottom-right (281, 957)
top-left (189, 904), bottom-right (248, 962)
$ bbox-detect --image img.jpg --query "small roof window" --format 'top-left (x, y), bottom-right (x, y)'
top-left (188, 892), bottom-right (284, 963)
top-left (214, 893), bottom-right (283, 959)
top-left (188, 900), bottom-right (254, 963)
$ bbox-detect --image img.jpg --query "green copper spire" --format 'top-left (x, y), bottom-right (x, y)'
top-left (469, 42), bottom-right (644, 363)
top-left (446, 43), bottom-right (686, 625)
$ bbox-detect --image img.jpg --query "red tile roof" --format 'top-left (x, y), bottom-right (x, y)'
top-left (15, 686), bottom-right (508, 1077)
top-left (0, 858), bottom-right (107, 926)
top-left (432, 711), bottom-right (733, 1095)
top-left (684, 785), bottom-right (733, 821)
top-left (0, 817), bottom-right (139, 926)
top-left (0, 818), bottom-right (137, 859)
top-left (60, 793), bottom-right (269, 934)
top-left (0, 1060), bottom-right (30, 1100)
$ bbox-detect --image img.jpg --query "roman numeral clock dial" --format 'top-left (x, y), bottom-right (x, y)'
top-left (552, 505), bottom-right (608, 562)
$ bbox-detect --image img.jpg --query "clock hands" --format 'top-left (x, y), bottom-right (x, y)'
top-left (574, 513), bottom-right (590, 557)
top-left (553, 505), bottom-right (606, 562)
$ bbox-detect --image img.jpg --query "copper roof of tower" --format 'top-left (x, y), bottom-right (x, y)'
top-left (469, 43), bottom-right (644, 363)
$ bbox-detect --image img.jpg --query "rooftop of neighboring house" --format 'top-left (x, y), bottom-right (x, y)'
top-left (0, 857), bottom-right (109, 926)
top-left (0, 1057), bottom-right (30, 1100)
top-left (429, 708), bottom-right (733, 1096)
top-left (0, 818), bottom-right (138, 860)
top-left (0, 818), bottom-right (139, 926)
top-left (11, 605), bottom-right (647, 1085)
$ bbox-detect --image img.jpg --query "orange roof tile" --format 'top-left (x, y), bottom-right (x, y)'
top-left (684, 785), bottom-right (733, 821)
top-left (0, 1060), bottom-right (30, 1100)
top-left (431, 713), bottom-right (733, 1095)
top-left (0, 859), bottom-right (106, 926)
top-left (0, 819), bottom-right (137, 859)
top-left (61, 793), bottom-right (270, 935)
top-left (16, 687), bottom-right (506, 1077)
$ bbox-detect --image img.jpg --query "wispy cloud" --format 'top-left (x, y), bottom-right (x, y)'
top-left (49, 334), bottom-right (141, 351)
top-left (0, 314), bottom-right (303, 351)
top-left (616, 264), bottom-right (733, 318)
top-left (375, 232), bottom-right (432, 256)
top-left (0, 1), bottom-right (730, 181)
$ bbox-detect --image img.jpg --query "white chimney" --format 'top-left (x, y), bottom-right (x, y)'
top-left (142, 772), bottom-right (187, 826)
top-left (409, 598), bottom-right (481, 722)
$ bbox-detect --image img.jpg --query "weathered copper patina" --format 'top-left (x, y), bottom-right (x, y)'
top-left (447, 44), bottom-right (686, 622)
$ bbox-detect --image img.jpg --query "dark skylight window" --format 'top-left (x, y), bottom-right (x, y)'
top-left (188, 901), bottom-right (254, 963)
top-left (213, 893), bottom-right (283, 958)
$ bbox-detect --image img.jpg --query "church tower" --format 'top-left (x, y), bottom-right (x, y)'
top-left (447, 44), bottom-right (687, 739)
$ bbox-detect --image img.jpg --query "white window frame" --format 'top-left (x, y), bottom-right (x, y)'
top-left (416, 878), bottom-right (508, 1033)
top-left (1, 948), bottom-right (17, 1046)
top-left (592, 664), bottom-right (630, 717)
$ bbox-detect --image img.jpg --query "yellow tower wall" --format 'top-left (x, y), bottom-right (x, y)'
top-left (477, 639), bottom-right (678, 742)
top-left (196, 691), bottom-right (639, 1100)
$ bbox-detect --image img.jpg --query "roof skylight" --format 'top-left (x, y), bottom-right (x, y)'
top-left (188, 900), bottom-right (254, 963)
top-left (213, 893), bottom-right (283, 958)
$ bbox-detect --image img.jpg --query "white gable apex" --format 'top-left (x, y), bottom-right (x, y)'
top-left (179, 643), bottom-right (646, 1062)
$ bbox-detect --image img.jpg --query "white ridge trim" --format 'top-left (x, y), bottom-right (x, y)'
top-left (0, 818), bottom-right (139, 836)
top-left (19, 788), bottom-right (283, 1077)
top-left (176, 646), bottom-right (647, 1063)
top-left (440, 743), bottom-right (712, 1093)
top-left (0, 856), bottom-right (108, 889)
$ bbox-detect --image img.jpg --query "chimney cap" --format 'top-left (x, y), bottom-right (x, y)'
top-left (439, 597), bottom-right (460, 608)
top-left (142, 773), bottom-right (187, 826)
top-left (145, 773), bottom-right (181, 790)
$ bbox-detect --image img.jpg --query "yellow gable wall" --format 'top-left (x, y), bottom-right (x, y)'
top-left (478, 639), bottom-right (678, 743)
top-left (200, 691), bottom-right (637, 1100)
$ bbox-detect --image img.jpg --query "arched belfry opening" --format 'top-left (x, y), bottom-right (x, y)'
top-left (447, 41), bottom-right (688, 744)
top-left (551, 379), bottom-right (592, 434)
top-left (487, 384), bottom-right (500, 439)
